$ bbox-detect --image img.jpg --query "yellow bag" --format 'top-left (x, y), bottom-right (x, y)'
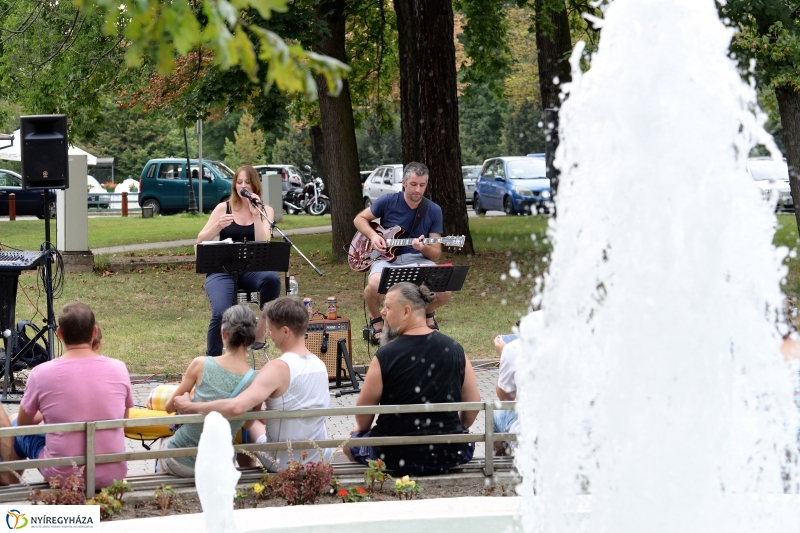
top-left (146, 384), bottom-right (179, 411)
top-left (125, 407), bottom-right (174, 442)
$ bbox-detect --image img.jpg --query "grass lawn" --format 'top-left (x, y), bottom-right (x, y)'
top-left (774, 214), bottom-right (800, 298)
top-left (0, 213), bottom-right (332, 251)
top-left (7, 213), bottom-right (800, 376)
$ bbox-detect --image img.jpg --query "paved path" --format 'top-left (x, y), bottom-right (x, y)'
top-left (2, 360), bottom-right (501, 483)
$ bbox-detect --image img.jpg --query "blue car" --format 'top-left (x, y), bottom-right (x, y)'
top-left (473, 157), bottom-right (551, 215)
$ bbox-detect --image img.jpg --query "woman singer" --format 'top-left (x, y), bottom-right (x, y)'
top-left (197, 165), bottom-right (281, 356)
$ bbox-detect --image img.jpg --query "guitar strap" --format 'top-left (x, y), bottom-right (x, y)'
top-left (409, 197), bottom-right (429, 237)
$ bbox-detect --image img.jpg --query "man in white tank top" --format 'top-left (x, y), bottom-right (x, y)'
top-left (174, 297), bottom-right (332, 470)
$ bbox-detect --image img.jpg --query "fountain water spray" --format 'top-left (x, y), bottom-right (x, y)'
top-left (517, 0), bottom-right (799, 531)
top-left (196, 411), bottom-right (241, 533)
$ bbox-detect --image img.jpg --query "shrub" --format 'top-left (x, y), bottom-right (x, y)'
top-left (269, 452), bottom-right (333, 506)
top-left (87, 490), bottom-right (123, 519)
top-left (29, 467), bottom-right (86, 506)
top-left (153, 484), bottom-right (175, 516)
top-left (338, 486), bottom-right (368, 503)
top-left (85, 478), bottom-right (130, 520)
top-left (105, 479), bottom-right (132, 502)
top-left (394, 476), bottom-right (422, 500)
top-left (364, 458), bottom-right (391, 492)
top-left (248, 439), bottom-right (344, 506)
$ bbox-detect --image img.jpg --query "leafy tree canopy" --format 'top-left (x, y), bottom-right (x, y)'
top-left (76, 0), bottom-right (349, 97)
top-left (224, 112), bottom-right (266, 168)
top-left (721, 0), bottom-right (800, 91)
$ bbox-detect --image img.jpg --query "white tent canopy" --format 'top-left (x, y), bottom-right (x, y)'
top-left (0, 129), bottom-right (97, 165)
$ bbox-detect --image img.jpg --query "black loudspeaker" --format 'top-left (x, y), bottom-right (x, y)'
top-left (20, 114), bottom-right (69, 191)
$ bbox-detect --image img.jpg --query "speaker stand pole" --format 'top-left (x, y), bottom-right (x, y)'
top-left (41, 192), bottom-right (56, 360)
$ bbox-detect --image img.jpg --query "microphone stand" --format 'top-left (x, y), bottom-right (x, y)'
top-left (247, 196), bottom-right (323, 277)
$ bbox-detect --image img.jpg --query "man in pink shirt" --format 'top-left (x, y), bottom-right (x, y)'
top-left (12, 302), bottom-right (133, 488)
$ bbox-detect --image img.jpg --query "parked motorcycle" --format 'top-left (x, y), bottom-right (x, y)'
top-left (283, 173), bottom-right (330, 216)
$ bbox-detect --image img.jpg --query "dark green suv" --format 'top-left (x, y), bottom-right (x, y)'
top-left (138, 159), bottom-right (235, 215)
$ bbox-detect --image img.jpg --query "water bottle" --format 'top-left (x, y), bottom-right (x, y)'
top-left (288, 276), bottom-right (299, 299)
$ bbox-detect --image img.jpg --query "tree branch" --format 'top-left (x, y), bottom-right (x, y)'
top-left (69, 35), bottom-right (125, 82)
top-left (33, 10), bottom-right (82, 68)
top-left (0, 2), bottom-right (44, 45)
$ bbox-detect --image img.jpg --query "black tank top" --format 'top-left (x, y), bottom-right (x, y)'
top-left (219, 202), bottom-right (255, 242)
top-left (371, 332), bottom-right (470, 471)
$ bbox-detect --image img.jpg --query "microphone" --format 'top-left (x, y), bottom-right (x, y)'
top-left (240, 189), bottom-right (261, 205)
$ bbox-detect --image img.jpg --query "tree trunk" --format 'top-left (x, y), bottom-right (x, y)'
top-left (315, 0), bottom-right (363, 262)
top-left (396, 0), bottom-right (474, 254)
top-left (394, 0), bottom-right (421, 163)
top-left (309, 124), bottom-right (327, 182)
top-left (776, 86), bottom-right (800, 235)
top-left (534, 0), bottom-right (571, 202)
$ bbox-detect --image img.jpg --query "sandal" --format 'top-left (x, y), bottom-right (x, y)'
top-left (368, 317), bottom-right (384, 346)
top-left (425, 312), bottom-right (439, 330)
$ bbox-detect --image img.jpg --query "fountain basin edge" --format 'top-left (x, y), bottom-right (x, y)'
top-left (96, 496), bottom-right (522, 533)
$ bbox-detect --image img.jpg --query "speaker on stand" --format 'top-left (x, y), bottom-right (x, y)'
top-left (20, 114), bottom-right (69, 191)
top-left (19, 114), bottom-right (68, 364)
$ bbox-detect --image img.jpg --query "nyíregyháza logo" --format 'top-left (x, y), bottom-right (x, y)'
top-left (5, 510), bottom-right (27, 530)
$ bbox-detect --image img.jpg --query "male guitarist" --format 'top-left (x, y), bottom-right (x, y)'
top-left (353, 162), bottom-right (451, 344)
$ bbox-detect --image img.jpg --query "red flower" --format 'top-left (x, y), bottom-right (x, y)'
top-left (376, 460), bottom-right (384, 467)
top-left (357, 487), bottom-right (366, 494)
top-left (338, 489), bottom-right (348, 498)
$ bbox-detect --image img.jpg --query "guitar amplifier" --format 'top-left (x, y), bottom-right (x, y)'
top-left (305, 318), bottom-right (352, 379)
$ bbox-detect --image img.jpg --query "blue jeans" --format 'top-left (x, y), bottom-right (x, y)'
top-left (204, 271), bottom-right (281, 356)
top-left (349, 430), bottom-right (475, 475)
top-left (493, 409), bottom-right (518, 434)
top-left (12, 419), bottom-right (45, 460)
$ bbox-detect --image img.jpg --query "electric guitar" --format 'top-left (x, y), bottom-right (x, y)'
top-left (348, 223), bottom-right (466, 271)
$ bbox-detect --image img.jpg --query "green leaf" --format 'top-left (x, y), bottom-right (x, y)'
top-left (233, 27), bottom-right (258, 81)
top-left (173, 8), bottom-right (202, 55)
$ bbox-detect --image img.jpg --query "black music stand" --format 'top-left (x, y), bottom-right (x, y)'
top-left (377, 265), bottom-right (470, 294)
top-left (331, 338), bottom-right (361, 397)
top-left (196, 242), bottom-right (291, 305)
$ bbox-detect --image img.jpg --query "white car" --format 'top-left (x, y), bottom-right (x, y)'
top-left (87, 175), bottom-right (112, 209)
top-left (362, 164), bottom-right (403, 208)
top-left (749, 158), bottom-right (792, 212)
top-left (462, 165), bottom-right (481, 205)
